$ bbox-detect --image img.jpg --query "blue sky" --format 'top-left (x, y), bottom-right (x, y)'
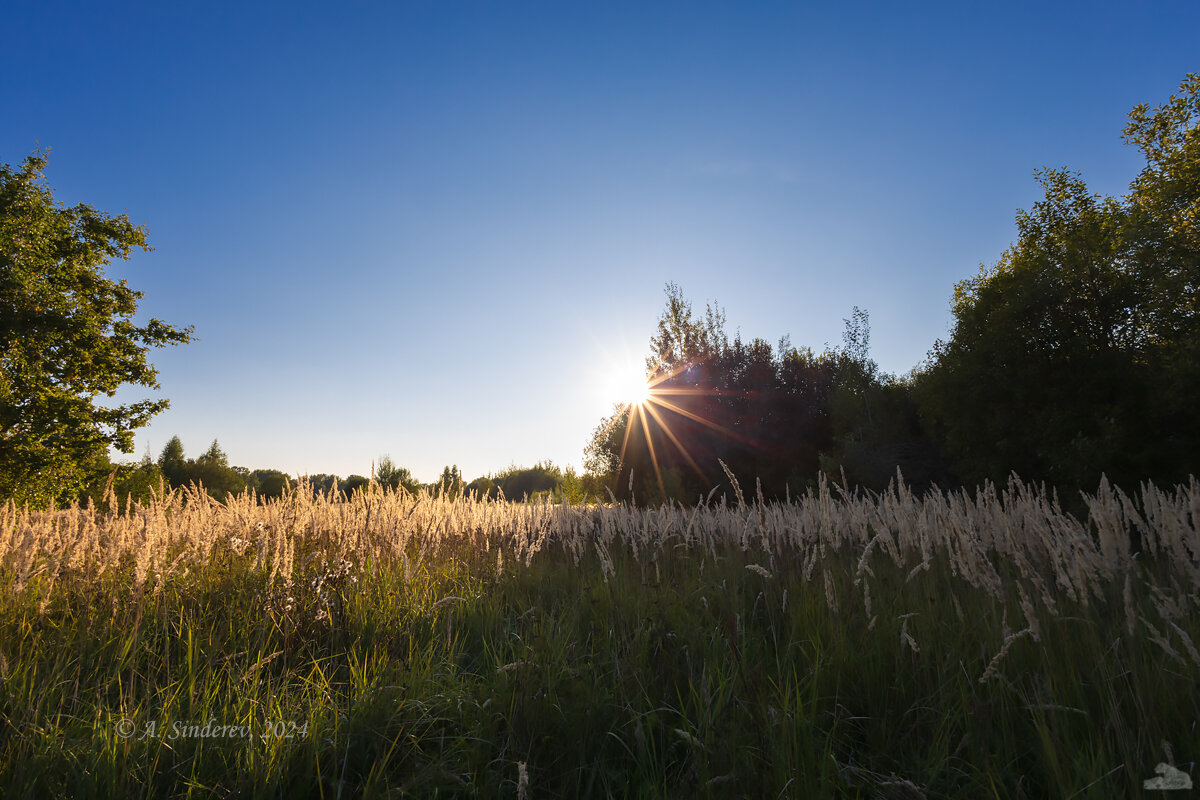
top-left (4, 1), bottom-right (1197, 482)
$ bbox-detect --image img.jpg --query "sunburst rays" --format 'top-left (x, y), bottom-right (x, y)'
top-left (613, 363), bottom-right (756, 500)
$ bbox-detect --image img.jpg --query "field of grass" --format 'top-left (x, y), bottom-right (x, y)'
top-left (1, 472), bottom-right (1198, 798)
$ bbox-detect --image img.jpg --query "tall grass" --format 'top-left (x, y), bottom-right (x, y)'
top-left (1, 472), bottom-right (1197, 797)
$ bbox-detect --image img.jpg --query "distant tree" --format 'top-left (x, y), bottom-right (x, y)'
top-left (465, 475), bottom-right (498, 500)
top-left (305, 473), bottom-right (341, 497)
top-left (339, 475), bottom-right (370, 496)
top-left (432, 465), bottom-right (464, 498)
top-left (154, 435), bottom-right (297, 503)
top-left (0, 151), bottom-right (193, 504)
top-left (469, 462), bottom-right (592, 504)
top-left (832, 307), bottom-right (877, 425)
top-left (117, 455), bottom-right (166, 505)
top-left (158, 436), bottom-right (188, 488)
top-left (374, 455), bottom-right (421, 495)
top-left (553, 464), bottom-right (591, 503)
top-left (583, 408), bottom-right (625, 482)
top-left (189, 439), bottom-right (246, 501)
top-left (197, 440), bottom-right (228, 466)
top-left (917, 74), bottom-right (1200, 492)
top-left (77, 452), bottom-right (164, 509)
top-left (156, 437), bottom-right (248, 501)
top-left (250, 469), bottom-right (292, 500)
top-left (495, 463), bottom-right (559, 499)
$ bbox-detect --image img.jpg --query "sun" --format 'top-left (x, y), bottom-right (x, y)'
top-left (624, 374), bottom-right (651, 406)
top-left (604, 361), bottom-right (652, 407)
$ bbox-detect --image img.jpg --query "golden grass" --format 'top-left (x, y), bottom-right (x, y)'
top-left (3, 471), bottom-right (1197, 677)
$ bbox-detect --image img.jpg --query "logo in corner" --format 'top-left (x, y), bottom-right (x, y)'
top-left (1144, 763), bottom-right (1193, 791)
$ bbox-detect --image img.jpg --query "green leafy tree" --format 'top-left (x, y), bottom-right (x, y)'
top-left (469, 462), bottom-right (593, 504)
top-left (158, 435), bottom-right (188, 488)
top-left (583, 407), bottom-right (625, 482)
top-left (831, 307), bottom-right (877, 425)
top-left (373, 455), bottom-right (420, 496)
top-left (189, 439), bottom-right (247, 501)
top-left (156, 437), bottom-right (248, 501)
top-left (492, 462), bottom-right (570, 501)
top-left (917, 75), bottom-right (1200, 492)
top-left (250, 469), bottom-right (292, 500)
top-left (77, 452), bottom-right (165, 509)
top-left (339, 475), bottom-right (370, 496)
top-left (0, 151), bottom-right (193, 505)
top-left (431, 465), bottom-right (464, 498)
top-left (465, 475), bottom-right (498, 500)
top-left (304, 473), bottom-right (341, 497)
top-left (496, 463), bottom-right (558, 499)
top-left (550, 464), bottom-right (590, 503)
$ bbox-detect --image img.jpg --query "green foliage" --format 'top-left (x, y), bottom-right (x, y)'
top-left (550, 464), bottom-right (597, 503)
top-left (75, 453), bottom-right (165, 509)
top-left (152, 438), bottom-right (301, 503)
top-left (465, 475), bottom-right (498, 499)
top-left (464, 462), bottom-right (596, 503)
top-left (302, 473), bottom-right (340, 497)
top-left (430, 464), bottom-right (464, 498)
top-left (918, 75), bottom-right (1200, 493)
top-left (158, 435), bottom-right (187, 486)
top-left (0, 151), bottom-right (193, 505)
top-left (583, 406), bottom-right (626, 481)
top-left (588, 285), bottom-right (832, 503)
top-left (155, 436), bottom-right (251, 502)
top-left (339, 475), bottom-right (370, 496)
top-left (372, 455), bottom-right (420, 496)
top-left (196, 440), bottom-right (245, 500)
top-left (249, 469), bottom-right (292, 500)
top-left (493, 462), bottom-right (559, 499)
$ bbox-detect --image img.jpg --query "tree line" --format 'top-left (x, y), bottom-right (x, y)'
top-left (68, 441), bottom-right (598, 510)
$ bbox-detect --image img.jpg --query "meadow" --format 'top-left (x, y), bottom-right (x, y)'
top-left (1, 470), bottom-right (1197, 798)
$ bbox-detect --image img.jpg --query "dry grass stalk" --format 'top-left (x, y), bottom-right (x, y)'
top-left (979, 628), bottom-right (1034, 684)
top-left (428, 596), bottom-right (467, 613)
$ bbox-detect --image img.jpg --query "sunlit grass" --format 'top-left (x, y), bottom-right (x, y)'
top-left (0, 474), bottom-right (1197, 796)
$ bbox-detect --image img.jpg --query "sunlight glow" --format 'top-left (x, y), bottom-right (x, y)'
top-left (612, 361), bottom-right (758, 500)
top-left (606, 364), bottom-right (652, 407)
top-left (595, 349), bottom-right (761, 502)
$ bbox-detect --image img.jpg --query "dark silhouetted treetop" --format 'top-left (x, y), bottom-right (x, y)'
top-left (917, 74), bottom-right (1200, 493)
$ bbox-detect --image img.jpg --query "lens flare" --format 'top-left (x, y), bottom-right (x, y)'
top-left (625, 376), bottom-right (651, 406)
top-left (604, 362), bottom-right (652, 407)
